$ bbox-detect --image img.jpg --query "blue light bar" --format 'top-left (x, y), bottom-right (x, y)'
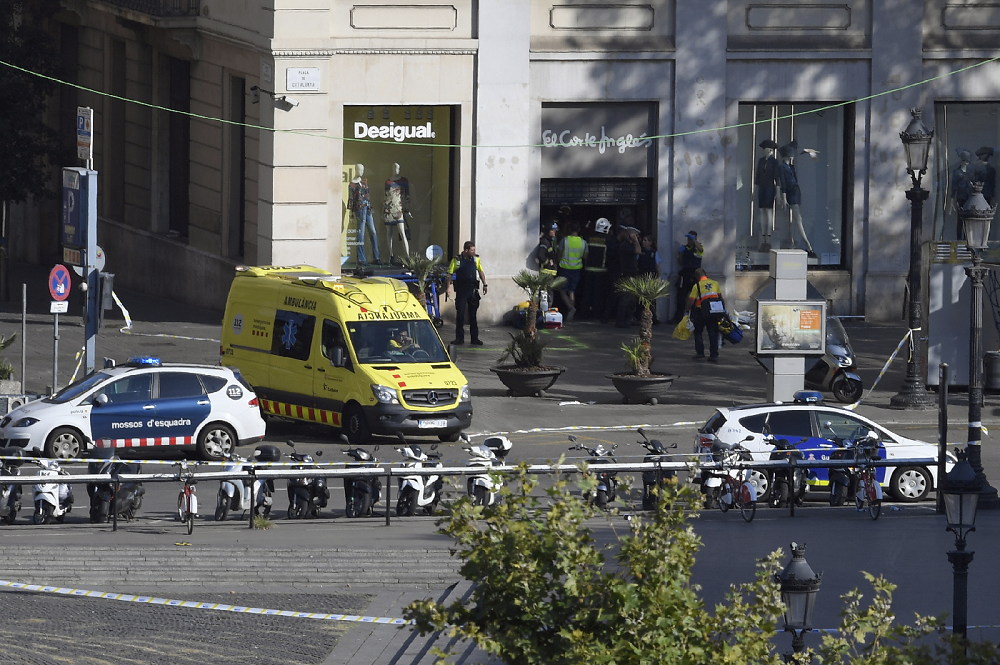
top-left (792, 390), bottom-right (824, 403)
top-left (125, 356), bottom-right (162, 367)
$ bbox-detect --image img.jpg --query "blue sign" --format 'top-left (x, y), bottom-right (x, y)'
top-left (61, 169), bottom-right (81, 249)
top-left (49, 264), bottom-right (71, 302)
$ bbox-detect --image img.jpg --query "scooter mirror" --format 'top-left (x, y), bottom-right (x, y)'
top-left (668, 442), bottom-right (677, 449)
top-left (568, 435), bottom-right (578, 443)
top-left (315, 450), bottom-right (323, 457)
top-left (397, 432), bottom-right (406, 443)
top-left (743, 435), bottom-right (754, 442)
top-left (374, 445), bottom-right (379, 451)
top-left (287, 439), bottom-right (296, 448)
top-left (338, 434), bottom-right (349, 444)
top-left (459, 433), bottom-right (471, 443)
top-left (637, 427), bottom-right (648, 441)
top-left (430, 443), bottom-right (439, 451)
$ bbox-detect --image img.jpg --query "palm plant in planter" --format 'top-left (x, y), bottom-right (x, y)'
top-left (400, 251), bottom-right (443, 321)
top-left (491, 270), bottom-right (567, 397)
top-left (609, 275), bottom-right (677, 404)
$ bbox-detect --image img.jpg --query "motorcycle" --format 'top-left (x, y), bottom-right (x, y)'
top-left (766, 436), bottom-right (806, 516)
top-left (343, 444), bottom-right (382, 518)
top-left (87, 456), bottom-right (145, 523)
top-left (216, 444), bottom-right (282, 521)
top-left (568, 435), bottom-right (619, 509)
top-left (286, 440), bottom-right (329, 519)
top-left (32, 458), bottom-right (73, 525)
top-left (463, 434), bottom-right (512, 506)
top-left (635, 428), bottom-right (677, 511)
top-left (395, 436), bottom-right (443, 516)
top-left (0, 448), bottom-right (23, 525)
top-left (804, 315), bottom-right (864, 403)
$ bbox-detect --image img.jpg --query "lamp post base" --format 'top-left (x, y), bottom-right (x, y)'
top-left (965, 444), bottom-right (1000, 509)
top-left (889, 379), bottom-right (935, 409)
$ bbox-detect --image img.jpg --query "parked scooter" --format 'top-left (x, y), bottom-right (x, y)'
top-left (568, 435), bottom-right (619, 509)
top-left (286, 441), bottom-right (329, 519)
top-left (463, 434), bottom-right (512, 506)
top-left (635, 428), bottom-right (677, 510)
top-left (216, 444), bottom-right (282, 521)
top-left (804, 315), bottom-right (863, 403)
top-left (702, 435), bottom-right (754, 510)
top-left (0, 448), bottom-right (23, 525)
top-left (32, 458), bottom-right (73, 524)
top-left (395, 435), bottom-right (443, 516)
top-left (828, 429), bottom-right (883, 508)
top-left (343, 444), bottom-right (382, 518)
top-left (87, 456), bottom-right (145, 523)
top-left (766, 436), bottom-right (806, 516)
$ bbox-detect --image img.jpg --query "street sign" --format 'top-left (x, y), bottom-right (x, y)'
top-left (48, 264), bottom-right (71, 302)
top-left (77, 106), bottom-right (93, 162)
top-left (50, 301), bottom-right (69, 314)
top-left (63, 247), bottom-right (81, 266)
top-left (72, 245), bottom-right (105, 276)
top-left (62, 169), bottom-right (81, 249)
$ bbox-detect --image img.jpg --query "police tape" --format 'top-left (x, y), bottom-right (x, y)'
top-left (844, 329), bottom-right (911, 411)
top-left (0, 579), bottom-right (411, 625)
top-left (468, 422), bottom-right (703, 438)
top-left (68, 345), bottom-right (87, 384)
top-left (112, 291), bottom-right (221, 343)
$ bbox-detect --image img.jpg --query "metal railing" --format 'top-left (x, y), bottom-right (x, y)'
top-left (100, 0), bottom-right (200, 17)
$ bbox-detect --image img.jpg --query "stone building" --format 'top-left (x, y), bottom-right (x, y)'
top-left (10, 0), bottom-right (1000, 322)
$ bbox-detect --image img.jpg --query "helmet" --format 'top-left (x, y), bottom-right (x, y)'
top-left (545, 221), bottom-right (558, 232)
top-left (595, 218), bottom-right (611, 234)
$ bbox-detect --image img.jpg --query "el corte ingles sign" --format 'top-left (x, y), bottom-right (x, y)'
top-left (541, 103), bottom-right (656, 179)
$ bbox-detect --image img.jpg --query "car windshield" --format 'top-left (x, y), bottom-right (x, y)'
top-left (45, 372), bottom-right (112, 404)
top-left (346, 320), bottom-right (449, 364)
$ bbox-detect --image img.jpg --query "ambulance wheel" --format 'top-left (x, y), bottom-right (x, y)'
top-left (343, 405), bottom-right (370, 445)
top-left (438, 433), bottom-right (460, 443)
top-left (45, 428), bottom-right (83, 460)
top-left (198, 423), bottom-right (235, 461)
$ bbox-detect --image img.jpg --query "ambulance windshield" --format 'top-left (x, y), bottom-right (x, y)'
top-left (347, 320), bottom-right (449, 364)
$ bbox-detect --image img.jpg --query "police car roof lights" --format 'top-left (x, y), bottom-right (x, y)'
top-left (124, 355), bottom-right (162, 367)
top-left (792, 390), bottom-right (824, 404)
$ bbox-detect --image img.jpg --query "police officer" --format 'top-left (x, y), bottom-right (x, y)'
top-left (673, 230), bottom-right (703, 323)
top-left (534, 221), bottom-right (559, 277)
top-left (446, 241), bottom-right (487, 345)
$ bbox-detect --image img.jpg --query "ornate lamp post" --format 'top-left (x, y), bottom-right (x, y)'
top-left (959, 184), bottom-right (1000, 508)
top-left (775, 542), bottom-right (822, 657)
top-left (891, 109), bottom-right (935, 409)
top-left (942, 452), bottom-right (980, 641)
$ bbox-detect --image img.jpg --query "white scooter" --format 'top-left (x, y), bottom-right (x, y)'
top-left (215, 445), bottom-right (281, 521)
top-left (32, 458), bottom-right (74, 525)
top-left (395, 437), bottom-right (443, 517)
top-left (463, 435), bottom-right (512, 506)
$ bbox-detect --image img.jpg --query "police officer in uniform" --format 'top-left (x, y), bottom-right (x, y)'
top-left (446, 241), bottom-right (487, 345)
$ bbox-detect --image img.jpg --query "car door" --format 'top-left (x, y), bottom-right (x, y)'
top-left (313, 319), bottom-right (353, 426)
top-left (813, 410), bottom-right (888, 483)
top-left (757, 409), bottom-right (837, 484)
top-left (268, 308), bottom-right (317, 409)
top-left (87, 373), bottom-right (154, 443)
top-left (153, 371), bottom-right (211, 444)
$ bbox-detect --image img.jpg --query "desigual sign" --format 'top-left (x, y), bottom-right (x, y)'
top-left (354, 122), bottom-right (437, 143)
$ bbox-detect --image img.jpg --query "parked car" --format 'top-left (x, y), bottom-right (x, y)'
top-left (0, 356), bottom-right (266, 460)
top-left (694, 391), bottom-right (953, 503)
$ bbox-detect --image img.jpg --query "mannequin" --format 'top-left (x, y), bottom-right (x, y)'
top-left (347, 164), bottom-right (380, 265)
top-left (974, 146), bottom-right (996, 205)
top-left (777, 143), bottom-right (816, 258)
top-left (754, 139), bottom-right (779, 251)
top-left (383, 162), bottom-right (412, 262)
top-left (948, 149), bottom-right (974, 215)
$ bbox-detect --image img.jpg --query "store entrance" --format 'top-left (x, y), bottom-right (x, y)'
top-left (539, 178), bottom-right (654, 238)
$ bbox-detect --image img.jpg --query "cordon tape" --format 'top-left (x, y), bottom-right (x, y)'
top-left (113, 292), bottom-right (221, 343)
top-left (0, 579), bottom-right (411, 625)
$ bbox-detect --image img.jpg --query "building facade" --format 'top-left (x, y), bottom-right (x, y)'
top-left (11, 0), bottom-right (1000, 321)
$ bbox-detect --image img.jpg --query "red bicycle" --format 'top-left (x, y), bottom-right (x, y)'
top-left (717, 449), bottom-right (757, 523)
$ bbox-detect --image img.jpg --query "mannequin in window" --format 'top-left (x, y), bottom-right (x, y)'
top-left (755, 139), bottom-right (779, 252)
top-left (777, 142), bottom-right (816, 259)
top-left (383, 163), bottom-right (412, 264)
top-left (974, 146), bottom-right (996, 206)
top-left (948, 149), bottom-right (974, 215)
top-left (347, 164), bottom-right (380, 265)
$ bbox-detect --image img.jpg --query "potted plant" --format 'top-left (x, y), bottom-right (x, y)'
top-left (608, 275), bottom-right (677, 404)
top-left (490, 270), bottom-right (567, 397)
top-left (400, 251), bottom-right (444, 327)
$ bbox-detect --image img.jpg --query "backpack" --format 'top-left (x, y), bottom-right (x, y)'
top-left (697, 282), bottom-right (726, 321)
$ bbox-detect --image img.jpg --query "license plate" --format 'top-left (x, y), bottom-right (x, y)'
top-left (418, 419), bottom-right (448, 429)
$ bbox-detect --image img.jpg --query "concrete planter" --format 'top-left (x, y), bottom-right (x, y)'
top-left (0, 381), bottom-right (21, 394)
top-left (608, 373), bottom-right (677, 405)
top-left (490, 366), bottom-right (565, 397)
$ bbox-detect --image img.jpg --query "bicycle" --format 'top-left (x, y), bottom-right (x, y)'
top-left (175, 460), bottom-right (199, 535)
top-left (853, 436), bottom-right (883, 521)
top-left (717, 448), bottom-right (757, 523)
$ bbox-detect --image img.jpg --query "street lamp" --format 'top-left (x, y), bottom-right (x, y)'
top-left (942, 452), bottom-right (980, 640)
top-left (775, 542), bottom-right (822, 656)
top-left (959, 182), bottom-right (1000, 508)
top-left (891, 108), bottom-right (935, 409)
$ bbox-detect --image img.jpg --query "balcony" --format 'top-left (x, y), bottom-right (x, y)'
top-left (100, 0), bottom-right (200, 16)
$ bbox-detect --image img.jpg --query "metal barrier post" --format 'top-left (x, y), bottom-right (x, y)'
top-left (385, 467), bottom-right (391, 526)
top-left (248, 465), bottom-right (256, 529)
top-left (938, 363), bottom-right (949, 514)
top-left (112, 475), bottom-right (119, 532)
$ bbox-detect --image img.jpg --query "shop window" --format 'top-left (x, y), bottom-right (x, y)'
top-left (735, 103), bottom-right (851, 269)
top-left (342, 106), bottom-right (455, 269)
top-left (932, 103), bottom-right (1000, 242)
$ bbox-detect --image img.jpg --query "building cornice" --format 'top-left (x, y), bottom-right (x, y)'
top-left (272, 48), bottom-right (476, 57)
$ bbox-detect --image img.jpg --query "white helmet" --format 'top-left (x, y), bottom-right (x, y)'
top-left (595, 218), bottom-right (611, 234)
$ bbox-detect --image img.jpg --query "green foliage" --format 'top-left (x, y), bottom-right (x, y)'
top-left (0, 333), bottom-right (17, 381)
top-left (253, 514), bottom-right (272, 529)
top-left (620, 337), bottom-right (645, 373)
top-left (512, 270), bottom-right (567, 338)
top-left (400, 252), bottom-right (443, 308)
top-left (0, 1), bottom-right (69, 204)
top-left (615, 274), bottom-right (671, 310)
top-left (498, 330), bottom-right (548, 369)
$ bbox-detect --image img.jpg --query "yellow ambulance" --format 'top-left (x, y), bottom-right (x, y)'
top-left (221, 265), bottom-right (472, 443)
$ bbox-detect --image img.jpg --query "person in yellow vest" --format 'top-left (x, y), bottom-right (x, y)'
top-left (685, 267), bottom-right (724, 361)
top-left (556, 222), bottom-right (587, 322)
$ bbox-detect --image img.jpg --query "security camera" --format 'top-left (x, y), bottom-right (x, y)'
top-left (274, 96), bottom-right (299, 112)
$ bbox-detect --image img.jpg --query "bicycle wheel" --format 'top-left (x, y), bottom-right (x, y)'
top-left (718, 482), bottom-right (730, 513)
top-left (186, 513), bottom-right (194, 535)
top-left (868, 499), bottom-right (881, 520)
top-left (739, 484), bottom-right (756, 522)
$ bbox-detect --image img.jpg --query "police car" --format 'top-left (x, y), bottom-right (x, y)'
top-left (694, 391), bottom-right (952, 503)
top-left (0, 357), bottom-right (266, 460)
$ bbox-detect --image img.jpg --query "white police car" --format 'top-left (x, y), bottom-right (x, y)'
top-left (695, 391), bottom-right (952, 502)
top-left (0, 357), bottom-right (266, 460)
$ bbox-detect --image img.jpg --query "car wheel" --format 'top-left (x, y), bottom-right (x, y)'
top-left (197, 423), bottom-right (236, 461)
top-left (747, 469), bottom-right (770, 502)
top-left (45, 428), bottom-right (83, 460)
top-left (343, 404), bottom-right (370, 445)
top-left (891, 466), bottom-right (931, 502)
top-left (438, 433), bottom-right (460, 443)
